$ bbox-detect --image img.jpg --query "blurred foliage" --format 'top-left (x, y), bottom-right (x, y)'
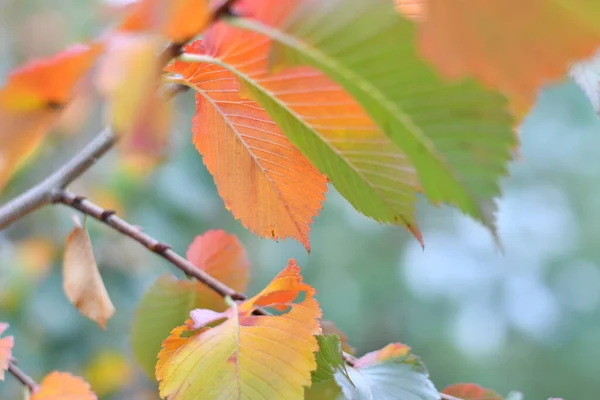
top-left (2, 1), bottom-right (600, 399)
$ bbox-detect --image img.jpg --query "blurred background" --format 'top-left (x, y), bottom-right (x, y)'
top-left (2, 1), bottom-right (600, 399)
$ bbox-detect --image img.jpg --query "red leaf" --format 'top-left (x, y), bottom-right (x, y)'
top-left (442, 383), bottom-right (504, 400)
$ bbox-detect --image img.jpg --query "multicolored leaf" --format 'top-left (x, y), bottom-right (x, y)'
top-left (63, 216), bottom-right (115, 329)
top-left (442, 383), bottom-right (503, 400)
top-left (156, 260), bottom-right (322, 399)
top-left (0, 45), bottom-right (100, 192)
top-left (168, 43), bottom-right (328, 249)
top-left (414, 0), bottom-right (600, 115)
top-left (396, 0), bottom-right (424, 21)
top-left (132, 230), bottom-right (250, 377)
top-left (334, 343), bottom-right (438, 400)
top-left (234, 0), bottom-right (515, 239)
top-left (31, 372), bottom-right (97, 400)
top-left (174, 5), bottom-right (424, 243)
top-left (0, 323), bottom-right (13, 381)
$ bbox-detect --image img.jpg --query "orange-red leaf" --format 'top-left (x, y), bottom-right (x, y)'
top-left (442, 383), bottom-right (503, 400)
top-left (186, 229), bottom-right (250, 310)
top-left (167, 42), bottom-right (328, 250)
top-left (0, 45), bottom-right (100, 192)
top-left (0, 323), bottom-right (14, 381)
top-left (156, 260), bottom-right (322, 399)
top-left (414, 0), bottom-right (600, 115)
top-left (31, 372), bottom-right (97, 400)
top-left (119, 0), bottom-right (211, 42)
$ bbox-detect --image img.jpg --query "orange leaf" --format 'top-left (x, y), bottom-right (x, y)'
top-left (31, 372), bottom-right (97, 400)
top-left (168, 42), bottom-right (328, 250)
top-left (442, 383), bottom-right (503, 400)
top-left (415, 0), bottom-right (600, 115)
top-left (119, 0), bottom-right (211, 42)
top-left (186, 229), bottom-right (250, 310)
top-left (0, 44), bottom-right (101, 111)
top-left (0, 323), bottom-right (14, 381)
top-left (63, 216), bottom-right (115, 329)
top-left (0, 45), bottom-right (100, 192)
top-left (156, 260), bottom-right (322, 399)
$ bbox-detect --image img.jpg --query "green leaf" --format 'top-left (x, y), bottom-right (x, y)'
top-left (312, 335), bottom-right (348, 383)
top-left (333, 343), bottom-right (438, 400)
top-left (229, 0), bottom-right (516, 237)
top-left (131, 275), bottom-right (195, 378)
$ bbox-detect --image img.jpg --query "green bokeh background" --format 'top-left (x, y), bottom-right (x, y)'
top-left (2, 1), bottom-right (600, 399)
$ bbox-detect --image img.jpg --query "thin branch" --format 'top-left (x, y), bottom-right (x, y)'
top-left (55, 190), bottom-right (246, 300)
top-left (7, 361), bottom-right (38, 393)
top-left (0, 127), bottom-right (116, 230)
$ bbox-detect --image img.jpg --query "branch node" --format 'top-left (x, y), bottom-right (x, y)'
top-left (73, 194), bottom-right (87, 204)
top-left (230, 292), bottom-right (247, 302)
top-left (100, 209), bottom-right (116, 220)
top-left (151, 242), bottom-right (172, 252)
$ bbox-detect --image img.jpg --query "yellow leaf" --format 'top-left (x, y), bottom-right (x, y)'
top-left (156, 260), bottom-right (322, 399)
top-left (84, 350), bottom-right (133, 397)
top-left (63, 216), bottom-right (115, 329)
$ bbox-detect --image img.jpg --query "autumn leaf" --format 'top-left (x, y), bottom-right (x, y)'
top-left (0, 44), bottom-right (100, 192)
top-left (156, 260), bottom-right (322, 399)
top-left (31, 372), bottom-right (97, 400)
top-left (0, 323), bottom-right (14, 381)
top-left (168, 43), bottom-right (328, 249)
top-left (334, 343), bottom-right (438, 400)
top-left (96, 33), bottom-right (172, 170)
top-left (232, 0), bottom-right (516, 241)
top-left (63, 216), bottom-right (115, 329)
top-left (186, 229), bottom-right (250, 309)
top-left (119, 0), bottom-right (211, 42)
top-left (442, 383), bottom-right (503, 400)
top-left (414, 0), bottom-right (600, 115)
top-left (132, 230), bottom-right (250, 377)
top-left (173, 9), bottom-right (423, 244)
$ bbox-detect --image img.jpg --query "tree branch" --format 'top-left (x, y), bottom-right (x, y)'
top-left (0, 127), bottom-right (116, 230)
top-left (7, 361), bottom-right (38, 393)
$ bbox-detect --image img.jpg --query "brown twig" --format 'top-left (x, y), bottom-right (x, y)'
top-left (7, 361), bottom-right (38, 393)
top-left (55, 190), bottom-right (246, 301)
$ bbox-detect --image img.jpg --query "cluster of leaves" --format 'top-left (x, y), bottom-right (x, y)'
top-left (1, 0), bottom-right (599, 398)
